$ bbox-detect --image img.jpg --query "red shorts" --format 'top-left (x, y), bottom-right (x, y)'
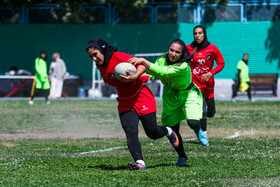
top-left (117, 85), bottom-right (157, 116)
top-left (200, 87), bottom-right (214, 99)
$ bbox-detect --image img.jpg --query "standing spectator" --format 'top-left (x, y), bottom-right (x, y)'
top-left (232, 54), bottom-right (251, 101)
top-left (186, 25), bottom-right (225, 137)
top-left (29, 51), bottom-right (50, 105)
top-left (49, 52), bottom-right (67, 98)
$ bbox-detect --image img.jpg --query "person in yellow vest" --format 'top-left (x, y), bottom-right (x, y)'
top-left (29, 51), bottom-right (51, 105)
top-left (231, 54), bottom-right (252, 101)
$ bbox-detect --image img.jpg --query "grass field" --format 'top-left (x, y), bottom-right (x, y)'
top-left (0, 100), bottom-right (280, 186)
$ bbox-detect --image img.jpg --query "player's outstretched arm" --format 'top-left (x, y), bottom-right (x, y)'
top-left (119, 65), bottom-right (147, 83)
top-left (128, 57), bottom-right (151, 69)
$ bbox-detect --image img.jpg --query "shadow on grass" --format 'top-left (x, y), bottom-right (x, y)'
top-left (184, 141), bottom-right (200, 145)
top-left (83, 163), bottom-right (190, 170)
top-left (84, 165), bottom-right (128, 170)
top-left (149, 163), bottom-right (192, 169)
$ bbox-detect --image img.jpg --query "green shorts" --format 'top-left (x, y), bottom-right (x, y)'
top-left (179, 86), bottom-right (203, 120)
top-left (161, 86), bottom-right (203, 127)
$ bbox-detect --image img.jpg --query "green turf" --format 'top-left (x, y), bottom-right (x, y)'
top-left (0, 100), bottom-right (280, 186)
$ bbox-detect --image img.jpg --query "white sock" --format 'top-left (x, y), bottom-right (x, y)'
top-left (136, 160), bottom-right (145, 167)
top-left (166, 126), bottom-right (173, 136)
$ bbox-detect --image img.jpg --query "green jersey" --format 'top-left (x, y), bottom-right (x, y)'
top-left (237, 60), bottom-right (250, 82)
top-left (148, 53), bottom-right (203, 126)
top-left (35, 57), bottom-right (50, 89)
top-left (149, 54), bottom-right (192, 90)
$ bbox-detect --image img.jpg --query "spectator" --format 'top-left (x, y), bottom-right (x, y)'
top-left (49, 52), bottom-right (67, 98)
top-left (232, 54), bottom-right (251, 101)
top-left (29, 51), bottom-right (50, 105)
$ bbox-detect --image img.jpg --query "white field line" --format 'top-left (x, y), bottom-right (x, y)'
top-left (77, 130), bottom-right (256, 155)
top-left (0, 158), bottom-right (25, 166)
top-left (77, 146), bottom-right (126, 155)
top-left (226, 128), bottom-right (255, 139)
top-left (0, 130), bottom-right (257, 165)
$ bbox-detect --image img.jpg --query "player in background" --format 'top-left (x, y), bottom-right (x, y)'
top-left (231, 54), bottom-right (251, 101)
top-left (29, 51), bottom-right (51, 105)
top-left (128, 39), bottom-right (208, 167)
top-left (86, 39), bottom-right (179, 170)
top-left (187, 25), bottom-right (225, 137)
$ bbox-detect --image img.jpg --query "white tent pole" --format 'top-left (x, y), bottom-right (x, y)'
top-left (92, 61), bottom-right (96, 97)
top-left (97, 67), bottom-right (101, 94)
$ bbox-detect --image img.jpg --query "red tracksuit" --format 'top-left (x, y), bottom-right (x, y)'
top-left (96, 51), bottom-right (156, 115)
top-left (187, 43), bottom-right (225, 99)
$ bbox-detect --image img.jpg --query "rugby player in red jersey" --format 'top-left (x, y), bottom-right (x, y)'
top-left (86, 39), bottom-right (179, 170)
top-left (187, 25), bottom-right (225, 138)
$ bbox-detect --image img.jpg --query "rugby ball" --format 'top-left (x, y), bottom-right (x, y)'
top-left (115, 62), bottom-right (136, 80)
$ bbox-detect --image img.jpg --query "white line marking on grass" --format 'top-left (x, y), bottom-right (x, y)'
top-left (226, 129), bottom-right (255, 139)
top-left (0, 158), bottom-right (25, 166)
top-left (226, 132), bottom-right (241, 139)
top-left (77, 130), bottom-right (256, 155)
top-left (184, 138), bottom-right (197, 141)
top-left (78, 146), bottom-right (126, 155)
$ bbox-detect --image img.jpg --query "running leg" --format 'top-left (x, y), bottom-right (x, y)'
top-left (120, 110), bottom-right (143, 162)
top-left (139, 112), bottom-right (168, 139)
top-left (171, 123), bottom-right (188, 167)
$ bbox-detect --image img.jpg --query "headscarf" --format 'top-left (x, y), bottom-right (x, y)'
top-left (86, 39), bottom-right (117, 67)
top-left (242, 54), bottom-right (249, 65)
top-left (190, 25), bottom-right (210, 50)
top-left (166, 39), bottom-right (193, 65)
top-left (40, 50), bottom-right (47, 61)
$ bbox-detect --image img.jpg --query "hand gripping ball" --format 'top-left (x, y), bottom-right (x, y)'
top-left (114, 62), bottom-right (136, 80)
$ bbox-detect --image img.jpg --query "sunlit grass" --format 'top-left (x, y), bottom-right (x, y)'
top-left (0, 100), bottom-right (280, 186)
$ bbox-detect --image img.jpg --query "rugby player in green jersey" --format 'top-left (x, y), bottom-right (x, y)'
top-left (128, 39), bottom-right (209, 167)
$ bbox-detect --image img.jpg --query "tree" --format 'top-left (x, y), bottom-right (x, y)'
top-left (0, 0), bottom-right (235, 23)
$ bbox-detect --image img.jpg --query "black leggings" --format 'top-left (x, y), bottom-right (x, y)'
top-left (232, 81), bottom-right (251, 100)
top-left (119, 110), bottom-right (168, 162)
top-left (201, 97), bottom-right (216, 132)
top-left (171, 120), bottom-right (200, 158)
top-left (31, 89), bottom-right (49, 102)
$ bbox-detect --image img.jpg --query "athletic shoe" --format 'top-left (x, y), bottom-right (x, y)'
top-left (167, 130), bottom-right (179, 148)
top-left (195, 129), bottom-right (209, 146)
top-left (28, 100), bottom-right (34, 105)
top-left (46, 101), bottom-right (50, 105)
top-left (128, 162), bottom-right (146, 170)
top-left (175, 155), bottom-right (188, 167)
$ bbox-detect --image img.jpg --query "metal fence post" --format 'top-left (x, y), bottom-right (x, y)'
top-left (196, 1), bottom-right (202, 23)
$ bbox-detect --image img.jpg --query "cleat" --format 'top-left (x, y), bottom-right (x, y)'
top-left (28, 100), bottom-right (34, 105)
top-left (195, 129), bottom-right (209, 146)
top-left (175, 156), bottom-right (188, 167)
top-left (46, 101), bottom-right (50, 105)
top-left (167, 130), bottom-right (179, 148)
top-left (128, 162), bottom-right (146, 170)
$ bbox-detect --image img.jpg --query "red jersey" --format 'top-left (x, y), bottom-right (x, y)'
top-left (97, 52), bottom-right (156, 115)
top-left (187, 43), bottom-right (225, 98)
